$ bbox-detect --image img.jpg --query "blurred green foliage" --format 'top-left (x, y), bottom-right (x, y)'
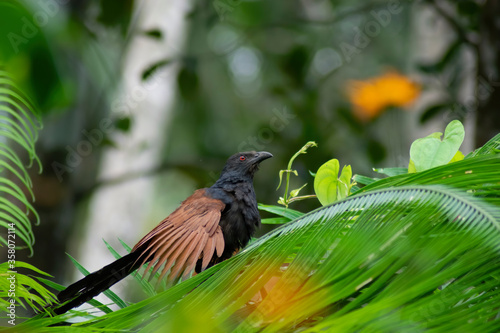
top-left (0, 1), bottom-right (66, 111)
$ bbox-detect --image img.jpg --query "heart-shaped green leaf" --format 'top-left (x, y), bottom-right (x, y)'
top-left (314, 159), bottom-right (352, 206)
top-left (409, 120), bottom-right (465, 172)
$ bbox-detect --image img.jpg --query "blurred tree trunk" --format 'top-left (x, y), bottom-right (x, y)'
top-left (72, 0), bottom-right (193, 306)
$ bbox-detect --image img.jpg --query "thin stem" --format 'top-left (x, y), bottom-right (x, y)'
top-left (288, 194), bottom-right (317, 204)
top-left (281, 141), bottom-right (317, 207)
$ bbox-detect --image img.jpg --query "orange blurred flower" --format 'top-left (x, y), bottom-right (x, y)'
top-left (347, 70), bottom-right (420, 121)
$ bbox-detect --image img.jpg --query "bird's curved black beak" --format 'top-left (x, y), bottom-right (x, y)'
top-left (253, 151), bottom-right (273, 163)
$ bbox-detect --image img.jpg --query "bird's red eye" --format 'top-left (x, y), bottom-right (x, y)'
top-left (239, 156), bottom-right (246, 161)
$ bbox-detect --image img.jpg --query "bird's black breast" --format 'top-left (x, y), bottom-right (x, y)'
top-left (205, 183), bottom-right (260, 262)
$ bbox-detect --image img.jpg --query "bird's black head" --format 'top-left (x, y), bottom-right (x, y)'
top-left (218, 151), bottom-right (273, 181)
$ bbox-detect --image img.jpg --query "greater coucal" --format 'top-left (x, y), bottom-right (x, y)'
top-left (54, 151), bottom-right (272, 315)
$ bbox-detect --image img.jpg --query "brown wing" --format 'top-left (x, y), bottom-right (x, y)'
top-left (132, 189), bottom-right (225, 281)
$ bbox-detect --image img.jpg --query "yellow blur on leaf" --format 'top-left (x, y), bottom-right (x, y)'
top-left (347, 70), bottom-right (421, 121)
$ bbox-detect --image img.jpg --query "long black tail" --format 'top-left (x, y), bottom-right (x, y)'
top-left (54, 251), bottom-right (143, 315)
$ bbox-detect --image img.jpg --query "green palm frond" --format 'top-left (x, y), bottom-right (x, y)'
top-left (355, 154), bottom-right (500, 206)
top-left (0, 71), bottom-right (57, 318)
top-left (466, 133), bottom-right (500, 158)
top-left (0, 261), bottom-right (57, 313)
top-left (18, 153), bottom-right (499, 332)
top-left (74, 186), bottom-right (499, 332)
top-left (0, 70), bottom-right (42, 254)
